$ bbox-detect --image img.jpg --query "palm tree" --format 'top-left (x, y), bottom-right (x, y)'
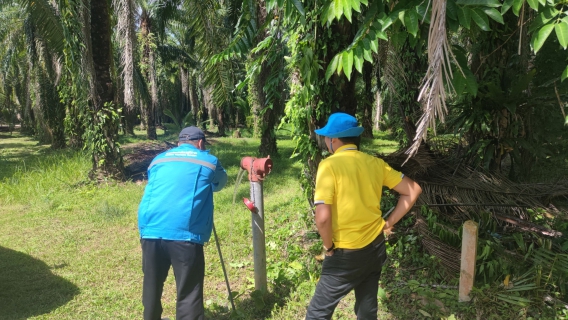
top-left (158, 22), bottom-right (199, 129)
top-left (0, 1), bottom-right (66, 148)
top-left (181, 0), bottom-right (235, 135)
top-left (113, 0), bottom-right (137, 135)
top-left (88, 0), bottom-right (123, 176)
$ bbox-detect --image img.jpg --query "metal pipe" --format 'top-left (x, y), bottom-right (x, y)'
top-left (250, 180), bottom-right (267, 292)
top-left (212, 224), bottom-right (236, 312)
top-left (239, 156), bottom-right (272, 292)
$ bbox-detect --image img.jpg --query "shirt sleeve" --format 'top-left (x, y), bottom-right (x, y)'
top-left (382, 160), bottom-right (403, 189)
top-left (313, 160), bottom-right (335, 205)
top-left (212, 160), bottom-right (228, 192)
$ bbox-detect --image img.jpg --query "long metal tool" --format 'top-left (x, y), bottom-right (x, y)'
top-left (212, 223), bottom-right (236, 312)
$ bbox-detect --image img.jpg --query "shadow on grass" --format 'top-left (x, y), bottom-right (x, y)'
top-left (0, 246), bottom-right (79, 319)
top-left (0, 142), bottom-right (38, 149)
top-left (205, 278), bottom-right (298, 320)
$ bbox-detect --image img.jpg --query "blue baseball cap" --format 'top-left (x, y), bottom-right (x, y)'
top-left (314, 113), bottom-right (364, 138)
top-left (179, 126), bottom-right (208, 143)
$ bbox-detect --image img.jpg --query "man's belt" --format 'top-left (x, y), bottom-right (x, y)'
top-left (335, 233), bottom-right (385, 253)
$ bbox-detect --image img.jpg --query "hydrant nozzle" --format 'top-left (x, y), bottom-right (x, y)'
top-left (240, 156), bottom-right (273, 182)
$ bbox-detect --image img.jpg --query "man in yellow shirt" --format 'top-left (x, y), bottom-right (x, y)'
top-left (306, 112), bottom-right (422, 320)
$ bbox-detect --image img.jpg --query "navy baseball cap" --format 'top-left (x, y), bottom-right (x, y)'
top-left (314, 113), bottom-right (364, 138)
top-left (179, 126), bottom-right (208, 143)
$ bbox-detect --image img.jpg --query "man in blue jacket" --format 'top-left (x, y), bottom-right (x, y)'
top-left (138, 126), bottom-right (228, 320)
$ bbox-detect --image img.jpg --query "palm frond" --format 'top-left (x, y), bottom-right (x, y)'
top-left (0, 0), bottom-right (66, 55)
top-left (211, 0), bottom-right (260, 63)
top-left (407, 0), bottom-right (455, 161)
top-left (156, 44), bottom-right (197, 67)
top-left (384, 147), bottom-right (568, 223)
top-left (184, 0), bottom-right (235, 107)
top-left (202, 58), bottom-right (234, 108)
top-left (378, 41), bottom-right (407, 101)
top-left (151, 0), bottom-right (182, 41)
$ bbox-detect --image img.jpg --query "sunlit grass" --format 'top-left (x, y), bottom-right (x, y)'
top-left (0, 132), bottom-right (316, 319)
top-left (3, 130), bottom-right (541, 319)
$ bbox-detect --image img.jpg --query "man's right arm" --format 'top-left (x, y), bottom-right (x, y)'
top-left (383, 176), bottom-right (422, 232)
top-left (212, 161), bottom-right (228, 192)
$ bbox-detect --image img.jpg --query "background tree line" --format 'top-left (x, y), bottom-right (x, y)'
top-left (0, 0), bottom-right (566, 185)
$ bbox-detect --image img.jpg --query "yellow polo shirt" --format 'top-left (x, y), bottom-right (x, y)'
top-left (314, 144), bottom-right (403, 249)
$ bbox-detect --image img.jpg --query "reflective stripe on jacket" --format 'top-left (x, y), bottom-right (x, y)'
top-left (137, 143), bottom-right (227, 243)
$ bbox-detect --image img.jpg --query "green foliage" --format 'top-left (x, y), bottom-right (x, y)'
top-left (83, 102), bottom-right (122, 170)
top-left (324, 1), bottom-right (395, 81)
top-left (416, 204), bottom-right (568, 318)
top-left (322, 0), bottom-right (368, 24)
top-left (447, 31), bottom-right (567, 176)
top-left (163, 108), bottom-right (194, 131)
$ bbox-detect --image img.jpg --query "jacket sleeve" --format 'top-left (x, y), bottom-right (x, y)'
top-left (212, 160), bottom-right (228, 192)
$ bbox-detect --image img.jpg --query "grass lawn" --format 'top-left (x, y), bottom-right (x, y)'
top-left (0, 128), bottom-right (558, 319)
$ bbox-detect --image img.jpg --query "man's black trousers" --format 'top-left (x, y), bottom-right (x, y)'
top-left (141, 239), bottom-right (205, 320)
top-left (305, 236), bottom-right (387, 320)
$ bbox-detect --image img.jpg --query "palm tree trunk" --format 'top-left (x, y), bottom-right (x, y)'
top-left (202, 85), bottom-right (215, 130)
top-left (361, 61), bottom-right (374, 138)
top-left (90, 0), bottom-right (123, 177)
top-left (333, 20), bottom-right (358, 116)
top-left (140, 10), bottom-right (157, 140)
top-left (216, 104), bottom-right (225, 136)
top-left (23, 63), bottom-right (35, 133)
top-left (248, 2), bottom-right (268, 139)
top-left (149, 50), bottom-right (160, 131)
top-left (188, 73), bottom-right (199, 126)
top-left (114, 0), bottom-right (136, 135)
top-left (139, 95), bottom-right (146, 130)
top-left (374, 89), bottom-right (382, 130)
top-left (248, 69), bottom-right (263, 138)
top-left (180, 65), bottom-right (189, 117)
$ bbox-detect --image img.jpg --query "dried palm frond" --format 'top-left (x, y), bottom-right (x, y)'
top-left (407, 0), bottom-right (455, 161)
top-left (384, 147), bottom-right (568, 225)
top-left (382, 144), bottom-right (568, 274)
top-left (415, 215), bottom-right (461, 275)
top-left (377, 41), bottom-right (407, 101)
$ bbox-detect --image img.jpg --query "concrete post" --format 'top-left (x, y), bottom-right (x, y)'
top-left (250, 181), bottom-right (267, 292)
top-left (459, 220), bottom-right (479, 302)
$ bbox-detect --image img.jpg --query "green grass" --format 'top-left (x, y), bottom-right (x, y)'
top-left (1, 129), bottom-right (559, 319)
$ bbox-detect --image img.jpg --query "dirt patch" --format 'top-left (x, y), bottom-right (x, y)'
top-left (121, 135), bottom-right (220, 182)
top-left (122, 141), bottom-right (173, 181)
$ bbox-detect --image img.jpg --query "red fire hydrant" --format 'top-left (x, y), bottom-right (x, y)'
top-left (240, 156), bottom-right (273, 292)
top-left (240, 156), bottom-right (273, 182)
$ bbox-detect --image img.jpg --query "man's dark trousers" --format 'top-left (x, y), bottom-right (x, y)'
top-left (305, 236), bottom-right (387, 320)
top-left (141, 239), bottom-right (205, 320)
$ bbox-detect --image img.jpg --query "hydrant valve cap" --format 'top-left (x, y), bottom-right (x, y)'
top-left (243, 197), bottom-right (256, 212)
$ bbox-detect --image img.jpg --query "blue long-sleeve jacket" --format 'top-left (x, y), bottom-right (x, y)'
top-left (137, 143), bottom-right (228, 244)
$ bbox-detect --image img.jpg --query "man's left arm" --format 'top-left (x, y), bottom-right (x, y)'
top-left (212, 160), bottom-right (228, 192)
top-left (383, 176), bottom-right (422, 231)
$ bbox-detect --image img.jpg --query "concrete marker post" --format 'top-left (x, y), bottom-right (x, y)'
top-left (459, 220), bottom-right (479, 302)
